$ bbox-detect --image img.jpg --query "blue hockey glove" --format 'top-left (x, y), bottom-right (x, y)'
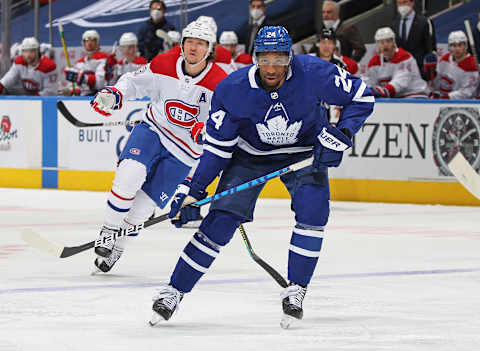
top-left (314, 126), bottom-right (352, 168)
top-left (64, 67), bottom-right (86, 85)
top-left (169, 179), bottom-right (207, 228)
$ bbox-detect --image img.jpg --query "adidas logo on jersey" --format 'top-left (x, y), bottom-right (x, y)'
top-left (256, 102), bottom-right (302, 145)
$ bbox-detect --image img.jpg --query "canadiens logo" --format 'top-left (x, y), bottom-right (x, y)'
top-left (164, 99), bottom-right (200, 128)
top-left (129, 147), bottom-right (141, 155)
top-left (21, 79), bottom-right (39, 92)
top-left (256, 102), bottom-right (302, 145)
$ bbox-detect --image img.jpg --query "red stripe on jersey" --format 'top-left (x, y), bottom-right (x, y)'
top-left (197, 63), bottom-right (228, 92)
top-left (149, 52), bottom-right (179, 79)
top-left (111, 189), bottom-right (135, 201)
top-left (215, 46), bottom-right (233, 64)
top-left (91, 51), bottom-right (108, 60)
top-left (235, 53), bottom-right (253, 65)
top-left (36, 56), bottom-right (56, 73)
top-left (368, 54), bottom-right (381, 68)
top-left (390, 48), bottom-right (411, 64)
top-left (14, 56), bottom-right (27, 66)
top-left (458, 55), bottom-right (478, 72)
top-left (149, 106), bottom-right (201, 157)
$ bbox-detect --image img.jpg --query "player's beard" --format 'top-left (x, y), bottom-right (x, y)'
top-left (258, 69), bottom-right (287, 91)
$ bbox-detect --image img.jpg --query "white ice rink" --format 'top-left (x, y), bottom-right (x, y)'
top-left (0, 188), bottom-right (479, 351)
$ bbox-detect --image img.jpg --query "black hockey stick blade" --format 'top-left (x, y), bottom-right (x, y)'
top-left (239, 224), bottom-right (288, 288)
top-left (57, 100), bottom-right (104, 127)
top-left (57, 100), bottom-right (141, 128)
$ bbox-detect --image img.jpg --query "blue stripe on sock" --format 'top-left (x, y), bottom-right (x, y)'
top-left (107, 200), bottom-right (129, 213)
top-left (290, 233), bottom-right (323, 252)
top-left (183, 242), bottom-right (215, 268)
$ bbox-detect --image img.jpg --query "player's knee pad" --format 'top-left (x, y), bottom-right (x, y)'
top-left (292, 184), bottom-right (330, 227)
top-left (124, 190), bottom-right (156, 226)
top-left (112, 158), bottom-right (147, 197)
top-left (199, 210), bottom-right (243, 247)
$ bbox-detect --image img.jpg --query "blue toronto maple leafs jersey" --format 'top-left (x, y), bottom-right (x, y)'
top-left (191, 54), bottom-right (374, 190)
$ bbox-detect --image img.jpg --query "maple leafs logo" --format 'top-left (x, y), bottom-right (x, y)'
top-left (256, 103), bottom-right (302, 145)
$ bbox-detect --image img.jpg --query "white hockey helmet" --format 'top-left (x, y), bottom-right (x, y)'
top-left (374, 27), bottom-right (395, 42)
top-left (181, 20), bottom-right (216, 67)
top-left (448, 30), bottom-right (467, 45)
top-left (219, 31), bottom-right (238, 46)
top-left (21, 37), bottom-right (40, 51)
top-left (119, 32), bottom-right (138, 46)
top-left (196, 15), bottom-right (218, 38)
top-left (167, 30), bottom-right (181, 45)
top-left (82, 29), bottom-right (100, 42)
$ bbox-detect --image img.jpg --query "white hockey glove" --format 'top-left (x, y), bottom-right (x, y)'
top-left (90, 87), bottom-right (123, 116)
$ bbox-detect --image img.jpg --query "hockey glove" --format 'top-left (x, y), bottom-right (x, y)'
top-left (423, 53), bottom-right (437, 81)
top-left (0, 83), bottom-right (4, 94)
top-left (314, 126), bottom-right (352, 168)
top-left (190, 121), bottom-right (205, 144)
top-left (169, 179), bottom-right (207, 228)
top-left (64, 67), bottom-right (86, 85)
top-left (90, 87), bottom-right (123, 116)
top-left (371, 85), bottom-right (391, 98)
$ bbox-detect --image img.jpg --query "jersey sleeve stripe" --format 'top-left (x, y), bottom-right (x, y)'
top-left (353, 81), bottom-right (375, 103)
top-left (205, 133), bottom-right (239, 147)
top-left (203, 144), bottom-right (232, 159)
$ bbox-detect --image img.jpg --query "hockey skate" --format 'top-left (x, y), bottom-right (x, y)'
top-left (92, 246), bottom-right (124, 274)
top-left (149, 284), bottom-right (184, 326)
top-left (94, 224), bottom-right (119, 257)
top-left (280, 283), bottom-right (307, 329)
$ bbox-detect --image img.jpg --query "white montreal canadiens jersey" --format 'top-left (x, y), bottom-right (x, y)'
top-left (435, 53), bottom-right (479, 99)
top-left (365, 47), bottom-right (428, 98)
top-left (115, 53), bottom-right (227, 166)
top-left (0, 55), bottom-right (57, 95)
top-left (73, 51), bottom-right (108, 95)
top-left (201, 54), bottom-right (374, 161)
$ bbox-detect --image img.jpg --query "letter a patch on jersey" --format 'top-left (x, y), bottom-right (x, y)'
top-left (256, 102), bottom-right (302, 145)
top-left (198, 91), bottom-right (207, 104)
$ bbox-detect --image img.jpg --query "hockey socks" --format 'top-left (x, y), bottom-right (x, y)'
top-left (288, 223), bottom-right (324, 286)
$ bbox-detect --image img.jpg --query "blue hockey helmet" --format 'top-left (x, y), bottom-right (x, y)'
top-left (253, 26), bottom-right (292, 53)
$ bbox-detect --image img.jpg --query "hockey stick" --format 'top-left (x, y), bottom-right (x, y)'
top-left (22, 157), bottom-right (314, 258)
top-left (58, 22), bottom-right (77, 95)
top-left (57, 100), bottom-right (141, 128)
top-left (464, 20), bottom-right (478, 63)
top-left (448, 152), bottom-right (480, 200)
top-left (239, 224), bottom-right (288, 288)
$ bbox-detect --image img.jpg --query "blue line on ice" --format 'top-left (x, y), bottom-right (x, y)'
top-left (1, 267), bottom-right (479, 295)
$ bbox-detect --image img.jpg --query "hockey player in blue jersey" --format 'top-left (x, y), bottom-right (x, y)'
top-left (150, 26), bottom-right (374, 328)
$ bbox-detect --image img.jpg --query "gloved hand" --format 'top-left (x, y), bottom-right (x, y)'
top-left (169, 179), bottom-right (207, 228)
top-left (105, 53), bottom-right (117, 81)
top-left (0, 83), bottom-right (4, 94)
top-left (190, 121), bottom-right (205, 144)
top-left (423, 53), bottom-right (437, 81)
top-left (90, 87), bottom-right (123, 116)
top-left (314, 126), bottom-right (353, 168)
top-left (371, 85), bottom-right (391, 98)
top-left (64, 67), bottom-right (86, 85)
top-left (68, 87), bottom-right (81, 96)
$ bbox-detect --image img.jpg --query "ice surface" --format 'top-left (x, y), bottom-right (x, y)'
top-left (0, 188), bottom-right (479, 351)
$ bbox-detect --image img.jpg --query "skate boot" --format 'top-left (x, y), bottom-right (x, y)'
top-left (149, 284), bottom-right (184, 326)
top-left (94, 224), bottom-right (119, 257)
top-left (280, 282), bottom-right (307, 329)
top-left (93, 246), bottom-right (124, 274)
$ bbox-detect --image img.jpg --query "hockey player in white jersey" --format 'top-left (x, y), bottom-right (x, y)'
top-left (0, 37), bottom-right (57, 96)
top-left (150, 26), bottom-right (374, 328)
top-left (431, 30), bottom-right (479, 99)
top-left (89, 20), bottom-right (227, 273)
top-left (219, 31), bottom-right (253, 70)
top-left (64, 30), bottom-right (107, 96)
top-left (103, 32), bottom-right (147, 85)
top-left (365, 27), bottom-right (429, 98)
